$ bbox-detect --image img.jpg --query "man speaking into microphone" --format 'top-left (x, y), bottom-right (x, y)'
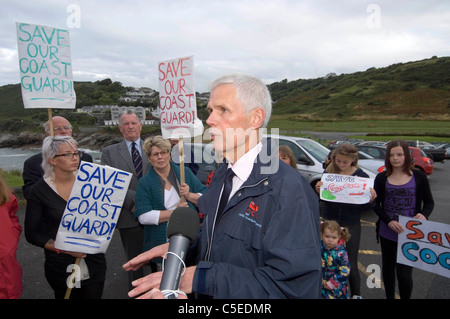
top-left (123, 74), bottom-right (321, 299)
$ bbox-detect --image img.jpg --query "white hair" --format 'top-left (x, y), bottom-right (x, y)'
top-left (41, 135), bottom-right (77, 179)
top-left (210, 74), bottom-right (272, 128)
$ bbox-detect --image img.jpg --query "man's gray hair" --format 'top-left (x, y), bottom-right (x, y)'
top-left (210, 74), bottom-right (272, 128)
top-left (119, 109), bottom-right (142, 124)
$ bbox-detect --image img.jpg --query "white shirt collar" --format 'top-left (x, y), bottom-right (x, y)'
top-left (228, 142), bottom-right (262, 184)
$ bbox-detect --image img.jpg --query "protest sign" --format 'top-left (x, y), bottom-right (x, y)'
top-left (54, 162), bottom-right (131, 254)
top-left (16, 22), bottom-right (76, 109)
top-left (158, 55), bottom-right (203, 139)
top-left (320, 173), bottom-right (374, 204)
top-left (398, 216), bottom-right (450, 278)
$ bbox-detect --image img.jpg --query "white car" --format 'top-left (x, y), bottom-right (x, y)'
top-left (265, 135), bottom-right (382, 187)
top-left (186, 135), bottom-right (383, 187)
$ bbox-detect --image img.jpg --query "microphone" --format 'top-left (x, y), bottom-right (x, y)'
top-left (159, 207), bottom-right (200, 299)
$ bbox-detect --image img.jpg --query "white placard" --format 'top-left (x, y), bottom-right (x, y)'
top-left (397, 216), bottom-right (450, 278)
top-left (54, 162), bottom-right (131, 254)
top-left (320, 173), bottom-right (374, 204)
top-left (158, 55), bottom-right (203, 139)
top-left (16, 22), bottom-right (76, 109)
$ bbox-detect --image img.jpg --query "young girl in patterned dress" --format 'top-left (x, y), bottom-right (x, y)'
top-left (320, 220), bottom-right (351, 299)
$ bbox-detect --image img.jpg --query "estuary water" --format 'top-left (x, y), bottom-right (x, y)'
top-left (0, 147), bottom-right (101, 171)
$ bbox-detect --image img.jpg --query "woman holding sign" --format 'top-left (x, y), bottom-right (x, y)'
top-left (25, 136), bottom-right (106, 299)
top-left (315, 143), bottom-right (377, 298)
top-left (373, 140), bottom-right (434, 299)
top-left (134, 136), bottom-right (206, 264)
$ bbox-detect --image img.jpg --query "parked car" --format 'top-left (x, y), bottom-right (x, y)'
top-left (405, 140), bottom-right (447, 163)
top-left (187, 136), bottom-right (386, 188)
top-left (409, 147), bottom-right (433, 175)
top-left (356, 144), bottom-right (434, 175)
top-left (266, 135), bottom-right (380, 188)
top-left (437, 143), bottom-right (450, 159)
top-left (355, 145), bottom-right (387, 160)
top-left (358, 151), bottom-right (386, 175)
top-left (420, 146), bottom-right (447, 163)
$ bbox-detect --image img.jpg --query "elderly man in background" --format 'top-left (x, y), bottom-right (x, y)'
top-left (101, 110), bottom-right (150, 290)
top-left (22, 116), bottom-right (92, 199)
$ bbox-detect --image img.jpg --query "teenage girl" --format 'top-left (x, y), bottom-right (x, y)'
top-left (373, 140), bottom-right (434, 299)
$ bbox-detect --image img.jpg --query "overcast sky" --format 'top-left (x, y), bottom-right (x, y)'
top-left (2, 0), bottom-right (450, 92)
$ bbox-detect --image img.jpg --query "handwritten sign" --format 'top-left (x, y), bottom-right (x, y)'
top-left (158, 55), bottom-right (202, 138)
top-left (16, 22), bottom-right (76, 109)
top-left (320, 173), bottom-right (374, 204)
top-left (54, 162), bottom-right (131, 254)
top-left (397, 216), bottom-right (450, 278)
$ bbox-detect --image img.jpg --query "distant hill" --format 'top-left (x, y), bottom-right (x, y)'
top-left (1, 56), bottom-right (449, 133)
top-left (0, 79), bottom-right (151, 132)
top-left (269, 56), bottom-right (450, 120)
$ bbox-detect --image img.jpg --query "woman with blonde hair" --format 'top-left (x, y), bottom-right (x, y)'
top-left (25, 136), bottom-right (106, 299)
top-left (134, 136), bottom-right (206, 257)
top-left (0, 174), bottom-right (22, 298)
top-left (315, 143), bottom-right (376, 298)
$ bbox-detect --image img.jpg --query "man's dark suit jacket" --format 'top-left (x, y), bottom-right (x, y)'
top-left (101, 139), bottom-right (150, 229)
top-left (22, 151), bottom-right (93, 199)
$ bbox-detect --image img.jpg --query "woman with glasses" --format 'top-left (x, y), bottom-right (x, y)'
top-left (25, 136), bottom-right (106, 299)
top-left (134, 136), bottom-right (206, 262)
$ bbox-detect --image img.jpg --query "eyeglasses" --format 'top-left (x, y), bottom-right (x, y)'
top-left (54, 151), bottom-right (82, 159)
top-left (54, 126), bottom-right (72, 132)
top-left (150, 150), bottom-right (169, 158)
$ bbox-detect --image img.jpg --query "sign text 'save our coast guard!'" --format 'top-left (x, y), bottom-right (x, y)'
top-left (16, 22), bottom-right (76, 109)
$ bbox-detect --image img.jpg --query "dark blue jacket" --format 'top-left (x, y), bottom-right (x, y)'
top-left (192, 140), bottom-right (322, 298)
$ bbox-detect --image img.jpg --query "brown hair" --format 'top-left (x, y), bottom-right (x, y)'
top-left (325, 143), bottom-right (358, 174)
top-left (385, 140), bottom-right (414, 176)
top-left (320, 219), bottom-right (351, 242)
top-left (278, 145), bottom-right (297, 169)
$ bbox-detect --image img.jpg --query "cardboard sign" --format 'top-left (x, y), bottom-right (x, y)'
top-left (320, 173), bottom-right (374, 204)
top-left (397, 216), bottom-right (450, 278)
top-left (158, 55), bottom-right (202, 138)
top-left (16, 22), bottom-right (76, 109)
top-left (54, 162), bottom-right (131, 254)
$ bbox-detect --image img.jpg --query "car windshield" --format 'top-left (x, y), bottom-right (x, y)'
top-left (295, 139), bottom-right (330, 162)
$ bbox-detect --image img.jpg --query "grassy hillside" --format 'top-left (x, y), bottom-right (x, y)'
top-left (269, 56), bottom-right (450, 120)
top-left (1, 56), bottom-right (449, 133)
top-left (0, 79), bottom-right (131, 132)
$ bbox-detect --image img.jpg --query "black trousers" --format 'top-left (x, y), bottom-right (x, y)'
top-left (119, 225), bottom-right (145, 291)
top-left (380, 236), bottom-right (413, 299)
top-left (344, 223), bottom-right (361, 296)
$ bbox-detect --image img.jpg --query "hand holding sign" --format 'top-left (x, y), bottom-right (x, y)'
top-left (320, 173), bottom-right (374, 204)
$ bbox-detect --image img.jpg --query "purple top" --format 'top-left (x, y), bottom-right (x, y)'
top-left (379, 177), bottom-right (416, 242)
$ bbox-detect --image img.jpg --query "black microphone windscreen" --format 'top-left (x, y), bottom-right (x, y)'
top-left (166, 207), bottom-right (200, 242)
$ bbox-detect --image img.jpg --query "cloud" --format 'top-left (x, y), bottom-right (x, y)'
top-left (1, 0), bottom-right (449, 92)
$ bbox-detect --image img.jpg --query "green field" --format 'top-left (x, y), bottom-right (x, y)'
top-left (268, 118), bottom-right (450, 140)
